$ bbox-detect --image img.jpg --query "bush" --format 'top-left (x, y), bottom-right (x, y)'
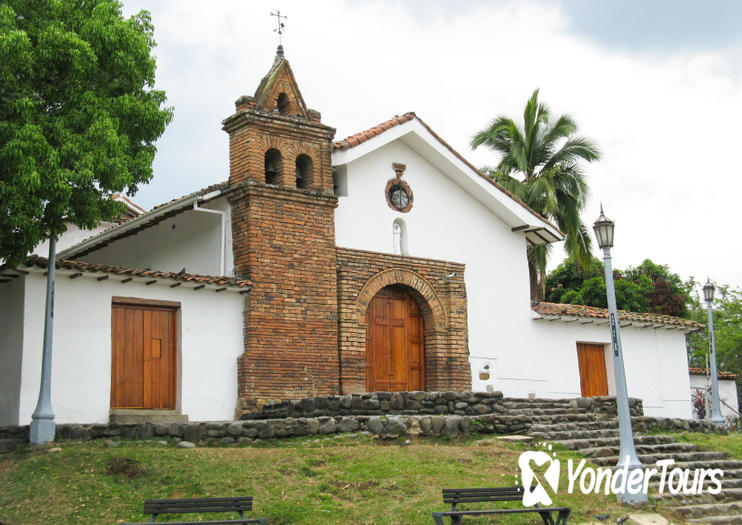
top-left (692, 389), bottom-right (707, 420)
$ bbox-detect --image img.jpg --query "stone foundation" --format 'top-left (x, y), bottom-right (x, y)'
top-left (0, 395), bottom-right (724, 450)
top-left (240, 391), bottom-right (504, 419)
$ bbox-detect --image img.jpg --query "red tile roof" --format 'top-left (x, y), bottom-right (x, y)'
top-left (17, 255), bottom-right (251, 290)
top-left (333, 113), bottom-right (562, 240)
top-left (334, 113), bottom-right (416, 150)
top-left (689, 367), bottom-right (739, 380)
top-left (533, 301), bottom-right (704, 331)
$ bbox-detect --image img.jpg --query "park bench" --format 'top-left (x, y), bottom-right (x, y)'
top-left (432, 486), bottom-right (570, 525)
top-left (123, 496), bottom-right (266, 525)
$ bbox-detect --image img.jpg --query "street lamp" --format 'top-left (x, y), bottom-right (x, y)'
top-left (593, 206), bottom-right (647, 504)
top-left (29, 237), bottom-right (56, 444)
top-left (703, 279), bottom-right (724, 426)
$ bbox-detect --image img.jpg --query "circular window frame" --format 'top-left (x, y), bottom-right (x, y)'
top-left (385, 178), bottom-right (413, 213)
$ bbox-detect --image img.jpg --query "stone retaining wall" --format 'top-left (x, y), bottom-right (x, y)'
top-left (575, 396), bottom-right (644, 418)
top-left (0, 395), bottom-right (720, 450)
top-left (241, 391), bottom-right (504, 420)
top-left (1, 413), bottom-right (723, 451)
top-left (631, 416), bottom-right (726, 434)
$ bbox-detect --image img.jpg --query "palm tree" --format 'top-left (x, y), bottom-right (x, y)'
top-left (472, 89), bottom-right (600, 300)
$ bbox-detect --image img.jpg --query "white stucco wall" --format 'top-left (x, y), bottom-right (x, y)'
top-left (334, 139), bottom-right (534, 381)
top-left (0, 277), bottom-right (25, 425)
top-left (479, 318), bottom-right (693, 418)
top-left (79, 198), bottom-right (233, 276)
top-left (14, 271), bottom-right (244, 425)
top-left (332, 136), bottom-right (693, 418)
top-left (689, 374), bottom-right (739, 419)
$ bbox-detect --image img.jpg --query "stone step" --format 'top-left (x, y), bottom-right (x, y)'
top-left (653, 487), bottom-right (742, 505)
top-left (590, 450), bottom-right (728, 467)
top-left (530, 428), bottom-right (620, 440)
top-left (500, 398), bottom-right (577, 407)
top-left (529, 420), bottom-right (618, 432)
top-left (668, 464), bottom-right (742, 479)
top-left (500, 407), bottom-right (588, 416)
top-left (109, 409), bottom-right (188, 424)
top-left (580, 442), bottom-right (700, 458)
top-left (549, 434), bottom-right (677, 450)
top-left (687, 516), bottom-right (742, 524)
top-left (648, 470), bottom-right (742, 488)
top-left (714, 477), bottom-right (742, 489)
top-left (673, 501), bottom-right (742, 519)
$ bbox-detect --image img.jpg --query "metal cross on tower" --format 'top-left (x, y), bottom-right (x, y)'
top-left (271, 10), bottom-right (287, 45)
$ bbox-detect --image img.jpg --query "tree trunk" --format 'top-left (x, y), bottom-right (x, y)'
top-left (528, 259), bottom-right (544, 302)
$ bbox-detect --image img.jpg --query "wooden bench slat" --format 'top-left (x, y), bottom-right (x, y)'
top-left (146, 497), bottom-right (253, 504)
top-left (443, 487), bottom-right (523, 493)
top-left (130, 495), bottom-right (265, 525)
top-left (442, 495), bottom-right (522, 503)
top-left (123, 518), bottom-right (265, 525)
top-left (144, 506), bottom-right (252, 514)
top-left (434, 487), bottom-right (571, 525)
top-left (441, 506), bottom-right (571, 515)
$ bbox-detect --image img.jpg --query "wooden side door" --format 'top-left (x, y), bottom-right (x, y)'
top-left (111, 300), bottom-right (177, 409)
top-left (576, 343), bottom-right (609, 397)
top-left (365, 287), bottom-right (425, 392)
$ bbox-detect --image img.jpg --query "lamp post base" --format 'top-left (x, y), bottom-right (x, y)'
top-left (711, 415), bottom-right (726, 427)
top-left (29, 417), bottom-right (56, 444)
top-left (615, 462), bottom-right (648, 504)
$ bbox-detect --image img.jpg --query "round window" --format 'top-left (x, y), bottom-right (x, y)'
top-left (388, 184), bottom-right (410, 211)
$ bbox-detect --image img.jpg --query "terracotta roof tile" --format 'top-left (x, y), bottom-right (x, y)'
top-left (333, 113), bottom-right (416, 150)
top-left (532, 301), bottom-right (704, 331)
top-left (19, 255), bottom-right (251, 290)
top-left (689, 367), bottom-right (739, 380)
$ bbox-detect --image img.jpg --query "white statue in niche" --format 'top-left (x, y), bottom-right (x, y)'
top-left (393, 221), bottom-right (402, 255)
top-left (392, 218), bottom-right (409, 256)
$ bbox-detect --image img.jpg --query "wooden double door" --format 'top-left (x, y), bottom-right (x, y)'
top-left (576, 343), bottom-right (608, 397)
top-left (111, 300), bottom-right (177, 409)
top-left (365, 286), bottom-right (425, 392)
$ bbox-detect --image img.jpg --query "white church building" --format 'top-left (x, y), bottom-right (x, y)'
top-left (0, 47), bottom-right (701, 427)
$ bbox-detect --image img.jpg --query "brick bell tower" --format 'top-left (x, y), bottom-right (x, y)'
top-left (222, 46), bottom-right (339, 410)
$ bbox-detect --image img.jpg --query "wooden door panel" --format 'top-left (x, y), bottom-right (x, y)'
top-left (365, 286), bottom-right (425, 392)
top-left (576, 343), bottom-right (608, 397)
top-left (111, 303), bottom-right (177, 409)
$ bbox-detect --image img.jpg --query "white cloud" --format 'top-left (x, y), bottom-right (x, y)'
top-left (122, 0), bottom-right (742, 289)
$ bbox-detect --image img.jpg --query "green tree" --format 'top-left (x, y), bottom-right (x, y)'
top-left (471, 89), bottom-right (600, 300)
top-left (0, 0), bottom-right (173, 265)
top-left (546, 256), bottom-right (692, 316)
top-left (545, 255), bottom-right (602, 303)
top-left (623, 259), bottom-right (691, 317)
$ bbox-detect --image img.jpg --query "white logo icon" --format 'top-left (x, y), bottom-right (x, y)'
top-left (519, 449), bottom-right (561, 506)
top-left (517, 444), bottom-right (725, 506)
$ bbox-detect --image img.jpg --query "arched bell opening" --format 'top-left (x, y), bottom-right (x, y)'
top-left (264, 148), bottom-right (283, 185)
top-left (295, 154), bottom-right (313, 189)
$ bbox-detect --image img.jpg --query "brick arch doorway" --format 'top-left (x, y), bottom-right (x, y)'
top-left (365, 285), bottom-right (425, 392)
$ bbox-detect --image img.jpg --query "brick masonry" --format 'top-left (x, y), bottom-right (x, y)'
top-left (336, 248), bottom-right (471, 394)
top-left (221, 50), bottom-right (472, 410)
top-left (224, 52), bottom-right (340, 409)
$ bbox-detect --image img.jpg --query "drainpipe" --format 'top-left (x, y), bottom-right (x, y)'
top-left (193, 199), bottom-right (226, 276)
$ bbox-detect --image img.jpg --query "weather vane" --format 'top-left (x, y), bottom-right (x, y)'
top-left (270, 10), bottom-right (287, 45)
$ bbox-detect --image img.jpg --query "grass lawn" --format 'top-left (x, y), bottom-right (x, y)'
top-left (668, 430), bottom-right (742, 459)
top-left (0, 434), bottom-right (685, 524)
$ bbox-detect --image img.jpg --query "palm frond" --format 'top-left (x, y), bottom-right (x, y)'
top-left (541, 136), bottom-right (601, 172)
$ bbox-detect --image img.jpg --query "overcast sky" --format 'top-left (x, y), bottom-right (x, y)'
top-left (120, 0), bottom-right (742, 290)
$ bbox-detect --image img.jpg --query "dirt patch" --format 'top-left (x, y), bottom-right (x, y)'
top-left (105, 456), bottom-right (146, 479)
